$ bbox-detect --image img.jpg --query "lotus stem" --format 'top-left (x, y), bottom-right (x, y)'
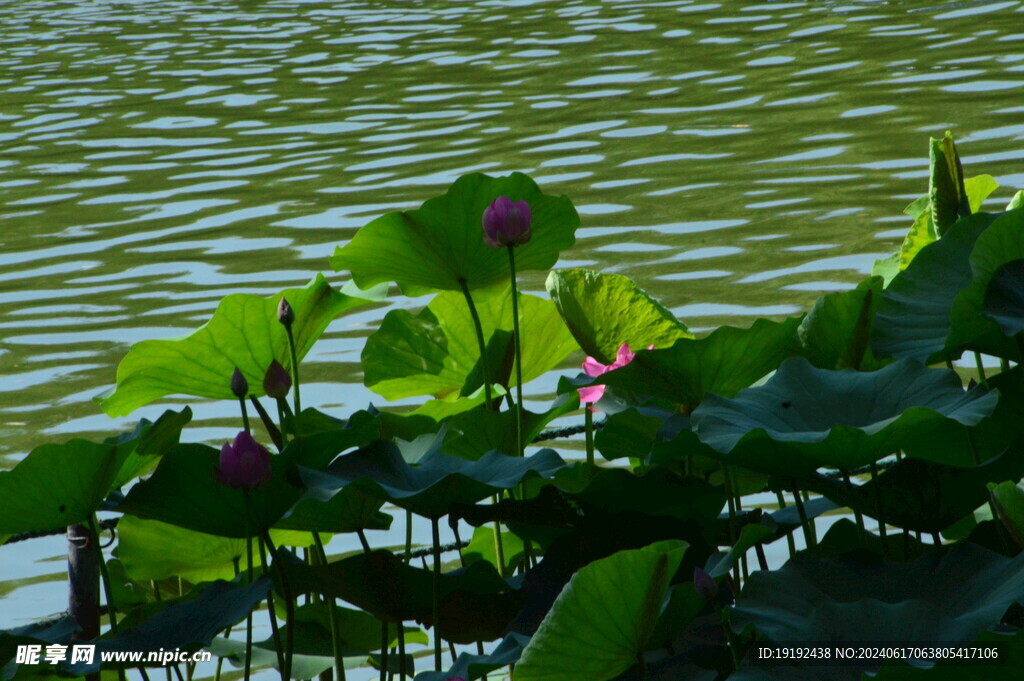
top-left (492, 494), bottom-right (505, 577)
top-left (276, 398), bottom-right (290, 448)
top-left (841, 470), bottom-right (866, 539)
top-left (87, 514), bottom-right (122, 681)
top-left (974, 351), bottom-right (987, 385)
top-left (313, 533), bottom-right (346, 681)
top-left (404, 510), bottom-right (413, 565)
top-left (775, 491), bottom-right (797, 557)
top-left (261, 532), bottom-right (295, 681)
top-left (243, 518), bottom-right (254, 681)
top-left (431, 517), bottom-right (443, 671)
top-left (379, 623), bottom-right (388, 681)
top-left (250, 396), bottom-right (283, 451)
top-left (584, 407), bottom-right (595, 466)
top-left (507, 246), bottom-right (525, 460)
top-left (357, 529), bottom-right (371, 553)
top-left (257, 536), bottom-right (286, 679)
top-left (870, 463), bottom-right (888, 556)
top-left (457, 278), bottom-right (494, 410)
top-left (790, 481), bottom-right (814, 548)
top-left (397, 619), bottom-right (408, 680)
top-left (285, 326), bottom-right (302, 435)
top-left (239, 397), bottom-right (251, 433)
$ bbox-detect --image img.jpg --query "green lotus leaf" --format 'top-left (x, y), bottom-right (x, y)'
top-left (66, 579), bottom-right (271, 674)
top-left (871, 212), bottom-right (999, 363)
top-left (984, 260), bottom-right (1024, 337)
top-left (730, 543), bottom-right (1024, 681)
top-left (275, 485), bottom-right (392, 535)
top-left (115, 515), bottom-right (325, 583)
top-left (1008, 190), bottom-right (1024, 211)
top-left (101, 274), bottom-right (384, 417)
top-left (441, 394), bottom-right (579, 461)
top-left (798, 277), bottom-right (885, 371)
top-left (692, 358), bottom-right (999, 475)
top-left (117, 443), bottom-right (305, 538)
top-left (464, 525), bottom-right (526, 576)
top-left (514, 540), bottom-right (687, 681)
top-left (413, 633), bottom-right (531, 681)
top-left (301, 442), bottom-right (565, 519)
top-left (804, 446), bottom-right (1024, 533)
top-left (0, 409), bottom-right (189, 535)
top-left (277, 550), bottom-right (521, 642)
top-left (868, 629), bottom-right (1024, 681)
top-left (545, 269), bottom-right (692, 365)
top-left (990, 480), bottom-right (1024, 549)
top-left (329, 172), bottom-right (580, 296)
top-left (363, 287), bottom-right (577, 401)
top-left (591, 317), bottom-right (802, 411)
top-left (594, 408), bottom-right (664, 461)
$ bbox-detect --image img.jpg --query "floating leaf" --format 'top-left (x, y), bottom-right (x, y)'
top-left (0, 409), bottom-right (189, 535)
top-left (330, 172), bottom-right (580, 296)
top-left (591, 318), bottom-right (802, 411)
top-left (101, 275), bottom-right (383, 416)
top-left (514, 541), bottom-right (687, 681)
top-left (545, 268), bottom-right (692, 365)
top-left (692, 358), bottom-right (999, 475)
top-left (363, 288), bottom-right (576, 400)
top-left (302, 442), bottom-right (566, 519)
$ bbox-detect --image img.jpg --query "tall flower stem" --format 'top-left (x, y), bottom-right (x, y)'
top-left (238, 397), bottom-right (251, 433)
top-left (285, 327), bottom-right (302, 435)
top-left (584, 408), bottom-right (595, 466)
top-left (256, 538), bottom-right (286, 679)
top-left (312, 533), bottom-right (345, 681)
top-left (790, 481), bottom-right (814, 548)
top-left (457, 278), bottom-right (493, 411)
top-left (88, 514), bottom-right (126, 681)
top-left (262, 532), bottom-right (295, 681)
top-left (507, 246), bottom-right (524, 460)
top-left (243, 519), bottom-right (254, 681)
top-left (431, 518), bottom-right (443, 671)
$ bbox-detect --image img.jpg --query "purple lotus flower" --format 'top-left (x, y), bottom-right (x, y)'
top-left (277, 296), bottom-right (295, 329)
top-left (263, 359), bottom-right (292, 399)
top-left (577, 342), bottom-right (650, 407)
top-left (215, 430), bottom-right (271, 490)
top-left (482, 196), bottom-right (532, 249)
top-left (230, 367), bottom-right (249, 399)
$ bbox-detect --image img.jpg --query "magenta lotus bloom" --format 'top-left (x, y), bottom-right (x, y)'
top-left (215, 430), bottom-right (271, 490)
top-left (482, 196), bottom-right (532, 249)
top-left (577, 342), bottom-right (650, 406)
top-left (263, 359), bottom-right (292, 399)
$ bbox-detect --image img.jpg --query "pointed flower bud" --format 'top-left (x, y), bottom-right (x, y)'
top-left (482, 196), bottom-right (532, 249)
top-left (215, 430), bottom-right (271, 490)
top-left (263, 359), bottom-right (292, 399)
top-left (693, 566), bottom-right (718, 601)
top-left (230, 367), bottom-right (249, 399)
top-left (277, 296), bottom-right (295, 329)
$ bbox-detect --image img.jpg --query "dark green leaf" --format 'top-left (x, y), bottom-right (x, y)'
top-left (798, 277), bottom-right (885, 371)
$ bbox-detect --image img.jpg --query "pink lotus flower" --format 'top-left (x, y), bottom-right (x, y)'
top-left (577, 342), bottom-right (649, 406)
top-left (215, 431), bottom-right (272, 490)
top-left (482, 196), bottom-right (532, 249)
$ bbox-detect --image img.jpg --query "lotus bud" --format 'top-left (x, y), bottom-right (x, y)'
top-left (263, 359), bottom-right (292, 399)
top-left (277, 296), bottom-right (295, 329)
top-left (693, 566), bottom-right (718, 601)
top-left (482, 196), bottom-right (532, 249)
top-left (230, 367), bottom-right (248, 399)
top-left (215, 430), bottom-right (271, 490)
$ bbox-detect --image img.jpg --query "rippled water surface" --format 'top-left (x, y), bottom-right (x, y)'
top-left (2, 0), bottom-right (1024, 647)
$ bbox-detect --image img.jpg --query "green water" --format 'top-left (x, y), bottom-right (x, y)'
top-left (1, 0), bottom-right (1024, 648)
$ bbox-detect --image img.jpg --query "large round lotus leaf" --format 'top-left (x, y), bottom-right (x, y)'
top-left (730, 543), bottom-right (1024, 680)
top-left (984, 259), bottom-right (1024, 337)
top-left (301, 441), bottom-right (566, 519)
top-left (329, 172), bottom-right (580, 296)
top-left (0, 409), bottom-right (189, 535)
top-left (101, 274), bottom-right (384, 416)
top-left (691, 358), bottom-right (999, 474)
top-left (590, 317), bottom-right (802, 411)
top-left (545, 268), bottom-right (692, 365)
top-left (871, 212), bottom-right (999, 364)
top-left (362, 288), bottom-right (577, 401)
top-left (117, 444), bottom-right (305, 538)
top-left (514, 541), bottom-right (687, 681)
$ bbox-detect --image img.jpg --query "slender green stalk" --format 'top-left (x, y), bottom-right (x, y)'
top-left (974, 351), bottom-right (987, 385)
top-left (276, 398), bottom-right (290, 448)
top-left (257, 537), bottom-right (286, 679)
top-left (507, 246), bottom-right (524, 460)
top-left (775, 491), bottom-right (797, 557)
top-left (397, 622), bottom-right (408, 679)
top-left (431, 518), bottom-right (443, 671)
top-left (492, 494), bottom-right (505, 577)
top-left (870, 463), bottom-right (888, 556)
top-left (801, 489), bottom-right (818, 544)
top-left (239, 397), bottom-right (251, 433)
top-left (379, 624), bottom-right (388, 681)
top-left (262, 532), bottom-right (295, 681)
top-left (584, 408), bottom-right (595, 466)
top-left (244, 527), bottom-right (254, 681)
top-left (357, 529), bottom-right (371, 553)
top-left (790, 481), bottom-right (814, 548)
top-left (841, 470), bottom-right (866, 538)
top-left (313, 533), bottom-right (346, 681)
top-left (285, 326), bottom-right (302, 434)
top-left (457, 278), bottom-right (493, 410)
top-left (404, 510), bottom-right (413, 565)
top-left (88, 517), bottom-right (127, 681)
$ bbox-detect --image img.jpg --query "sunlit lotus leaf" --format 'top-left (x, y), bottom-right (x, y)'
top-left (730, 543), bottom-right (1024, 681)
top-left (118, 444), bottom-right (305, 538)
top-left (0, 408), bottom-right (189, 535)
top-left (514, 541), bottom-right (687, 681)
top-left (692, 358), bottom-right (999, 475)
top-left (301, 442), bottom-right (565, 519)
top-left (587, 317), bottom-right (801, 411)
top-left (63, 579), bottom-right (270, 674)
top-left (798, 277), bottom-right (885, 371)
top-left (101, 274), bottom-right (384, 417)
top-left (329, 172), bottom-right (580, 296)
top-left (545, 269), bottom-right (692, 365)
top-left (362, 287), bottom-right (577, 401)
top-left (115, 515), bottom-right (327, 583)
top-left (464, 525), bottom-right (526, 576)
